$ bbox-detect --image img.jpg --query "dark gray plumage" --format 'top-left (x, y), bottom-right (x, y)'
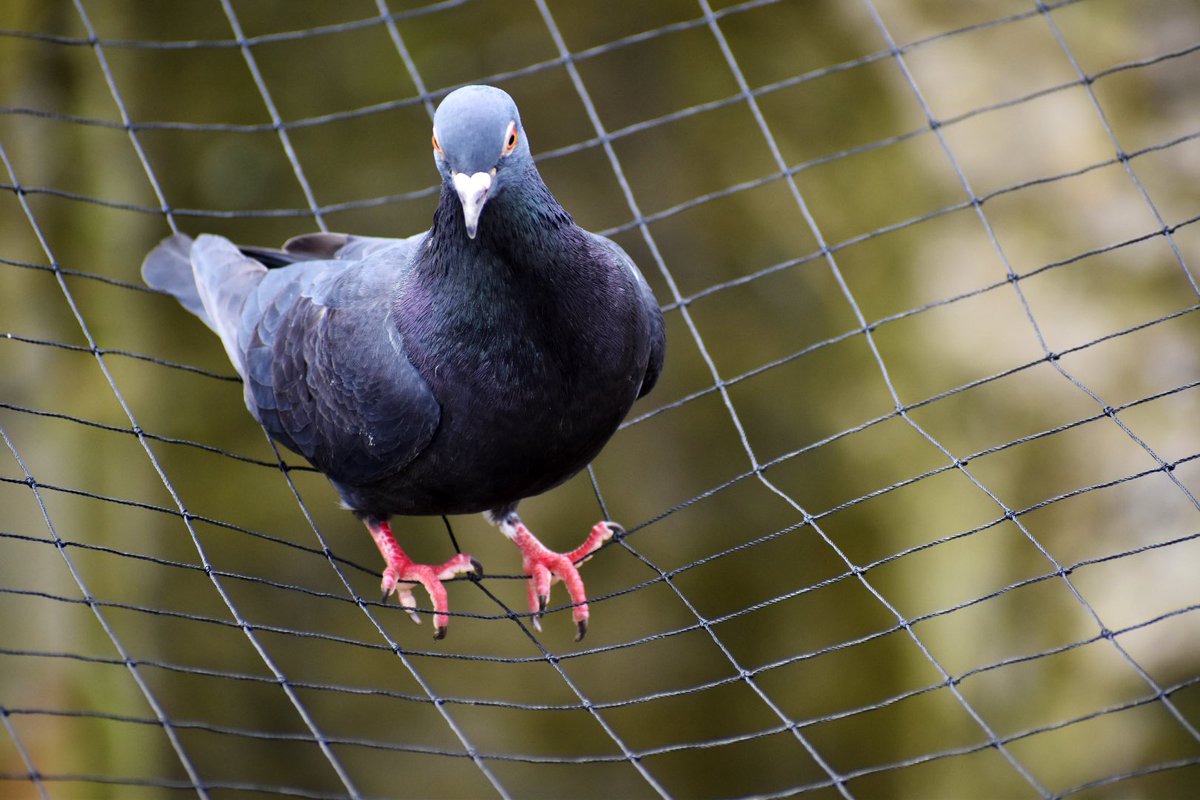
top-left (143, 85), bottom-right (665, 639)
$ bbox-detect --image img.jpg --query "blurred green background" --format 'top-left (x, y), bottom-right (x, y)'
top-left (2, 0), bottom-right (1199, 797)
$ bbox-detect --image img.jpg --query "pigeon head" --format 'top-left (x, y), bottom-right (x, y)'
top-left (431, 85), bottom-right (532, 239)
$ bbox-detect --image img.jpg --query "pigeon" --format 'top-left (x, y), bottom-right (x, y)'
top-left (142, 85), bottom-right (665, 640)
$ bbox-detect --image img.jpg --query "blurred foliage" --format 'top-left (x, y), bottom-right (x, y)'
top-left (1, 0), bottom-right (1199, 798)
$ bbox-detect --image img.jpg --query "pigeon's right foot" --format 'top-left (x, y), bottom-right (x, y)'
top-left (365, 519), bottom-right (481, 639)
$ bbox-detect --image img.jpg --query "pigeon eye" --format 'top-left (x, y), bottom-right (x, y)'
top-left (502, 122), bottom-right (519, 156)
top-left (432, 131), bottom-right (444, 156)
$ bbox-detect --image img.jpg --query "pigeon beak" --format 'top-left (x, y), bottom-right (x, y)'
top-left (452, 171), bottom-right (492, 239)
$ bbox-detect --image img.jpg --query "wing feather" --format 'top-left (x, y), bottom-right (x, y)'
top-left (188, 235), bottom-right (439, 484)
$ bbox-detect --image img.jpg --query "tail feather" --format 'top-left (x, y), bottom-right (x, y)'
top-left (142, 233), bottom-right (210, 324)
top-left (189, 235), bottom-right (269, 378)
top-left (142, 233), bottom-right (268, 379)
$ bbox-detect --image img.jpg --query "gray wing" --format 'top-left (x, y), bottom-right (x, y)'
top-left (235, 232), bottom-right (419, 268)
top-left (190, 235), bottom-right (440, 484)
top-left (282, 232), bottom-right (419, 262)
top-left (588, 233), bottom-right (665, 399)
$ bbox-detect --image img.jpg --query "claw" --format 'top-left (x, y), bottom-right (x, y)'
top-left (575, 618), bottom-right (588, 642)
top-left (380, 581), bottom-right (424, 629)
top-left (533, 592), bottom-right (549, 632)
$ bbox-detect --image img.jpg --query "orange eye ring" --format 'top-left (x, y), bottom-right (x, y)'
top-left (432, 131), bottom-right (444, 156)
top-left (502, 122), bottom-right (519, 156)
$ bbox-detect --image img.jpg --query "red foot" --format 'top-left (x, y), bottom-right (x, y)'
top-left (507, 520), bottom-right (618, 641)
top-left (366, 520), bottom-right (480, 640)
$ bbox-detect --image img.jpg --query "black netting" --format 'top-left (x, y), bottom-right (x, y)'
top-left (2, 1), bottom-right (1198, 797)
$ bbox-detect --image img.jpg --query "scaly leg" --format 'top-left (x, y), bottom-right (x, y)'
top-left (491, 512), bottom-right (619, 641)
top-left (365, 518), bottom-right (480, 640)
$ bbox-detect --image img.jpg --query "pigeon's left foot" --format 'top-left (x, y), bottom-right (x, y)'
top-left (366, 519), bottom-right (481, 640)
top-left (498, 517), bottom-right (618, 641)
